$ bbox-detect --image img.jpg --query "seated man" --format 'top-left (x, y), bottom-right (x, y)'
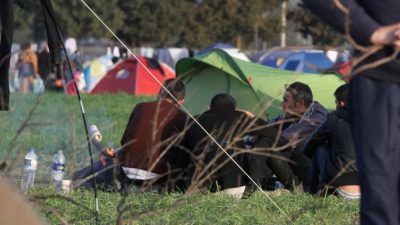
top-left (303, 84), bottom-right (360, 199)
top-left (73, 78), bottom-right (189, 192)
top-left (118, 78), bottom-right (189, 191)
top-left (272, 82), bottom-right (328, 191)
top-left (184, 93), bottom-right (298, 198)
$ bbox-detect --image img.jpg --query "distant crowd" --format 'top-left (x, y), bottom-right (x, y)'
top-left (9, 39), bottom-right (88, 95)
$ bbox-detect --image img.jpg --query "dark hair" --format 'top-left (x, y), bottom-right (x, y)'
top-left (159, 78), bottom-right (186, 101)
top-left (287, 82), bottom-right (313, 107)
top-left (210, 93), bottom-right (236, 111)
top-left (334, 84), bottom-right (349, 107)
top-left (21, 43), bottom-right (31, 51)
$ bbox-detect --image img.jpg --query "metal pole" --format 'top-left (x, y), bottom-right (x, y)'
top-left (40, 1), bottom-right (100, 224)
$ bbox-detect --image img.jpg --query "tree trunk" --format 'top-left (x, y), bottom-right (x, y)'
top-left (280, 0), bottom-right (287, 47)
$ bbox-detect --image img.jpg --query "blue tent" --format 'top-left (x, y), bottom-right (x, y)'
top-left (251, 47), bottom-right (342, 74)
top-left (196, 42), bottom-right (235, 55)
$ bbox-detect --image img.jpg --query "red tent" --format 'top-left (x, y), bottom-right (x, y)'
top-left (90, 56), bottom-right (175, 95)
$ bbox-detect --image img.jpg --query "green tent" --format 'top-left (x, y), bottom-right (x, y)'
top-left (176, 49), bottom-right (345, 120)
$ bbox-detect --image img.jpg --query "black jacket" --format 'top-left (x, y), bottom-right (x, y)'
top-left (304, 108), bottom-right (359, 185)
top-left (302, 0), bottom-right (400, 83)
top-left (185, 109), bottom-right (277, 151)
top-left (184, 109), bottom-right (295, 190)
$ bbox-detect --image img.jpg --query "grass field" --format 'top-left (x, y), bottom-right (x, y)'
top-left (29, 187), bottom-right (359, 225)
top-left (0, 93), bottom-right (359, 225)
top-left (0, 93), bottom-right (153, 180)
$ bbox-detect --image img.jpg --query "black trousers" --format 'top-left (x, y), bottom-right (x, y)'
top-left (350, 76), bottom-right (400, 225)
top-left (281, 148), bottom-right (312, 191)
top-left (72, 158), bottom-right (116, 190)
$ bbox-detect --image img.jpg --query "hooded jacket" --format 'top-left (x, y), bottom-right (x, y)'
top-left (304, 108), bottom-right (359, 185)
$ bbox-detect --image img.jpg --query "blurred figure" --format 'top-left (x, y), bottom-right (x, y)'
top-left (9, 44), bottom-right (20, 92)
top-left (37, 41), bottom-right (52, 90)
top-left (17, 43), bottom-right (38, 94)
top-left (63, 38), bottom-right (84, 94)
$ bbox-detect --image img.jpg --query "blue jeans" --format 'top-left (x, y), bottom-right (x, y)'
top-left (310, 144), bottom-right (327, 194)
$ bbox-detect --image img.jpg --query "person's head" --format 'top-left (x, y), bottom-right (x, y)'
top-left (38, 41), bottom-right (49, 53)
top-left (65, 38), bottom-right (77, 54)
top-left (281, 82), bottom-right (313, 115)
top-left (159, 78), bottom-right (186, 103)
top-left (210, 93), bottom-right (236, 111)
top-left (334, 84), bottom-right (349, 109)
top-left (21, 43), bottom-right (31, 51)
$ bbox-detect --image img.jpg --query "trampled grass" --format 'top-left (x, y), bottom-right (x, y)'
top-left (1, 93), bottom-right (359, 225)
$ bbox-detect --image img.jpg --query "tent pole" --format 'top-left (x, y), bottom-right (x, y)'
top-left (40, 1), bottom-right (100, 224)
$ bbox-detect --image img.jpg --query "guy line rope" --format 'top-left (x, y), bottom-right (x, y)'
top-left (79, 0), bottom-right (293, 222)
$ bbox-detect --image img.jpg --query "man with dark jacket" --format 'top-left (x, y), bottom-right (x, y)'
top-left (184, 93), bottom-right (298, 198)
top-left (302, 1), bottom-right (400, 224)
top-left (303, 84), bottom-right (359, 198)
top-left (272, 82), bottom-right (328, 191)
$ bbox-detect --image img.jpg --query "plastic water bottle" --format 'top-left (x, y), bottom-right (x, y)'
top-left (51, 150), bottom-right (66, 192)
top-left (21, 148), bottom-right (38, 192)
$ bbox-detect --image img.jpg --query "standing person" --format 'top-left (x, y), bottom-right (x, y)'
top-left (62, 38), bottom-right (84, 95)
top-left (302, 0), bottom-right (400, 224)
top-left (272, 82), bottom-right (328, 191)
top-left (303, 84), bottom-right (359, 198)
top-left (118, 78), bottom-right (189, 191)
top-left (8, 44), bottom-right (20, 92)
top-left (37, 41), bottom-right (52, 89)
top-left (17, 43), bottom-right (38, 94)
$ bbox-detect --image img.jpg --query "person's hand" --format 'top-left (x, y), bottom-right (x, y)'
top-left (370, 23), bottom-right (400, 48)
top-left (236, 109), bottom-right (255, 118)
top-left (104, 147), bottom-right (116, 158)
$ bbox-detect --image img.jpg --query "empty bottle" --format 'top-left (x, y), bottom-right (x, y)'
top-left (21, 148), bottom-right (38, 192)
top-left (51, 150), bottom-right (65, 192)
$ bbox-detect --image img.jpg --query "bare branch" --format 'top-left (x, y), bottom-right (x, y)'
top-left (352, 48), bottom-right (400, 76)
top-left (31, 194), bottom-right (97, 215)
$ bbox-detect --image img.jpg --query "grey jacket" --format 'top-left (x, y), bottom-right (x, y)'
top-left (273, 101), bottom-right (328, 150)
